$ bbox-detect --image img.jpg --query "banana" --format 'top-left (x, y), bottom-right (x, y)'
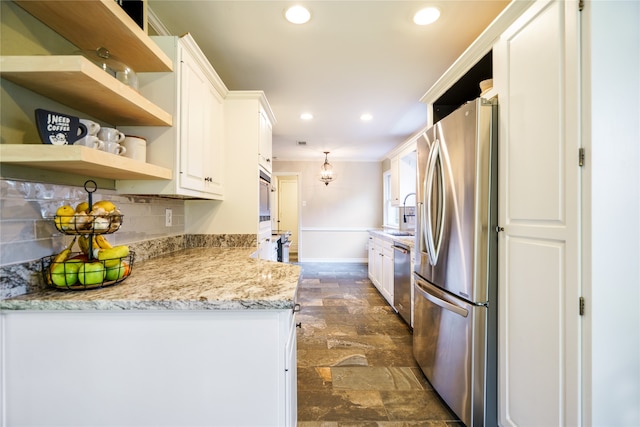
top-left (48, 237), bottom-right (78, 286)
top-left (95, 235), bottom-right (113, 249)
top-left (78, 235), bottom-right (90, 255)
top-left (97, 245), bottom-right (130, 261)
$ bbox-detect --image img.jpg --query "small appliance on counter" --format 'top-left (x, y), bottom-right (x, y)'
top-left (272, 230), bottom-right (292, 263)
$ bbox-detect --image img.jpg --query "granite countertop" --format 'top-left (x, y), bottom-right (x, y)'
top-left (0, 248), bottom-right (301, 311)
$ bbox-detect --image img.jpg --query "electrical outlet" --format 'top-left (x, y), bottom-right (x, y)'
top-left (165, 208), bottom-right (172, 227)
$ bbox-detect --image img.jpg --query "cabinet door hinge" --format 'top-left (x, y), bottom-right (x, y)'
top-left (579, 0), bottom-right (584, 11)
top-left (578, 148), bottom-right (585, 167)
top-left (579, 297), bottom-right (585, 316)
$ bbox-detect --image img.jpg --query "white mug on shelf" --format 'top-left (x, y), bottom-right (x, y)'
top-left (98, 127), bottom-right (125, 143)
top-left (73, 135), bottom-right (104, 150)
top-left (122, 135), bottom-right (147, 162)
top-left (101, 140), bottom-right (126, 156)
top-left (79, 119), bottom-right (101, 136)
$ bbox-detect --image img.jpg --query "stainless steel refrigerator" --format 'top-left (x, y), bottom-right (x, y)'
top-left (413, 98), bottom-right (498, 427)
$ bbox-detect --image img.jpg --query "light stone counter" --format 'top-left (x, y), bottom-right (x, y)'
top-left (369, 229), bottom-right (416, 248)
top-left (0, 248), bottom-right (301, 311)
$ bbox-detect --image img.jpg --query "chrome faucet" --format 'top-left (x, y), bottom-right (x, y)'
top-left (402, 192), bottom-right (416, 223)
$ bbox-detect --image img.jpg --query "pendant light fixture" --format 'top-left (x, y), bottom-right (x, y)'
top-left (319, 151), bottom-right (335, 186)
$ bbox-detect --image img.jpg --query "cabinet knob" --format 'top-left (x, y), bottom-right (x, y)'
top-left (296, 322), bottom-right (302, 328)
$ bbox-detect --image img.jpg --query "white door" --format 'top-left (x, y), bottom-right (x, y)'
top-left (494, 0), bottom-right (581, 425)
top-left (278, 177), bottom-right (299, 254)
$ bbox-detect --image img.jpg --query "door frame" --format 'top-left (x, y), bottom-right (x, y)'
top-left (272, 172), bottom-right (301, 256)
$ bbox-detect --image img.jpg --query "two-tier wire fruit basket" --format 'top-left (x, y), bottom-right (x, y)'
top-left (41, 180), bottom-right (135, 290)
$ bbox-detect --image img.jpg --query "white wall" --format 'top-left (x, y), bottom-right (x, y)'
top-left (582, 1), bottom-right (640, 425)
top-left (273, 160), bottom-right (382, 262)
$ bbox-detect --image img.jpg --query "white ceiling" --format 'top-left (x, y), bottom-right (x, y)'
top-left (148, 1), bottom-right (509, 162)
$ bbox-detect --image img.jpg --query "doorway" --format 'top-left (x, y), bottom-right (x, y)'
top-left (274, 174), bottom-right (300, 260)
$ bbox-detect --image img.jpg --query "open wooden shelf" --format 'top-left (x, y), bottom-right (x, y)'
top-left (0, 145), bottom-right (172, 181)
top-left (0, 56), bottom-right (172, 127)
top-left (14, 0), bottom-right (172, 73)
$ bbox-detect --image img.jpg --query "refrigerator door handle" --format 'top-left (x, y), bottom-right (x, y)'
top-left (425, 138), bottom-right (445, 266)
top-left (415, 278), bottom-right (468, 318)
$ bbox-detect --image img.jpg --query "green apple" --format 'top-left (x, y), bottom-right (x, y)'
top-left (105, 261), bottom-right (126, 281)
top-left (50, 260), bottom-right (82, 287)
top-left (77, 262), bottom-right (106, 285)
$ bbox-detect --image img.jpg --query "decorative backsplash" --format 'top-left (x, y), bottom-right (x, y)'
top-left (0, 179), bottom-right (257, 300)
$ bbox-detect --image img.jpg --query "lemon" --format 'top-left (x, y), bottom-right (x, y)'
top-left (54, 205), bottom-right (75, 229)
top-left (92, 200), bottom-right (116, 212)
top-left (75, 201), bottom-right (90, 213)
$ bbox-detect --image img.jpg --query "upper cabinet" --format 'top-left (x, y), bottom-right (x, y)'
top-left (258, 108), bottom-right (273, 174)
top-left (390, 143), bottom-right (417, 207)
top-left (117, 35), bottom-right (227, 200)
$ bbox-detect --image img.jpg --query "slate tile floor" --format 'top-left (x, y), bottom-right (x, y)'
top-left (295, 262), bottom-right (462, 427)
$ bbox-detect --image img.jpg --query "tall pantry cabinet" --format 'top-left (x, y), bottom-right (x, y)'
top-left (117, 34), bottom-right (226, 199)
top-left (185, 91), bottom-right (276, 237)
top-left (423, 0), bottom-right (640, 425)
top-left (493, 1), bottom-right (581, 425)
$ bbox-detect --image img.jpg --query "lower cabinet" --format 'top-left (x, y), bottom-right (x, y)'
top-left (381, 244), bottom-right (395, 305)
top-left (1, 309), bottom-right (297, 426)
top-left (368, 234), bottom-right (394, 306)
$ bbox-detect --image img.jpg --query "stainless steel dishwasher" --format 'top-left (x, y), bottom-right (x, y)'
top-left (393, 243), bottom-right (411, 326)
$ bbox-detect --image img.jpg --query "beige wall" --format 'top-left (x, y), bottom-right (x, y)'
top-left (273, 160), bottom-right (382, 262)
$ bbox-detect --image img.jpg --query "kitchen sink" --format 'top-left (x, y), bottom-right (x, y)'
top-left (385, 231), bottom-right (414, 237)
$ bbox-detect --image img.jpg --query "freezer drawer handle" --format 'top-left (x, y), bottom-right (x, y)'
top-left (416, 281), bottom-right (468, 318)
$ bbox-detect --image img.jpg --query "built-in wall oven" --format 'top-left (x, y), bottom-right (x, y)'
top-left (259, 171), bottom-right (271, 222)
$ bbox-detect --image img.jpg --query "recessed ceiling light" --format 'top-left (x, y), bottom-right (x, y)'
top-left (284, 5), bottom-right (311, 24)
top-left (413, 7), bottom-right (440, 26)
top-left (300, 113), bottom-right (313, 120)
top-left (360, 113), bottom-right (373, 121)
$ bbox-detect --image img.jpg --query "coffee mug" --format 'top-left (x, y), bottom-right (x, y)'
top-left (98, 127), bottom-right (125, 143)
top-left (74, 135), bottom-right (104, 150)
top-left (122, 135), bottom-right (147, 162)
top-left (102, 140), bottom-right (126, 156)
top-left (79, 119), bottom-right (101, 136)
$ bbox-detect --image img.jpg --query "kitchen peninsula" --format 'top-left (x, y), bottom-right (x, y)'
top-left (0, 248), bottom-right (301, 426)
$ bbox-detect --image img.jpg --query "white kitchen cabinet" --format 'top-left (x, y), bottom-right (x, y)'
top-left (367, 233), bottom-right (395, 306)
top-left (258, 223), bottom-right (277, 261)
top-left (390, 143), bottom-right (417, 207)
top-left (390, 155), bottom-right (400, 205)
top-left (1, 309), bottom-right (297, 426)
top-left (226, 91), bottom-right (276, 178)
top-left (381, 243), bottom-right (395, 305)
top-left (493, 1), bottom-right (581, 425)
top-left (368, 235), bottom-right (382, 291)
top-left (259, 108), bottom-right (273, 174)
top-left (368, 235), bottom-right (376, 280)
top-left (117, 34), bottom-right (227, 199)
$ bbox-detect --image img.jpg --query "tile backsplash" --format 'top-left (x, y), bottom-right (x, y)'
top-left (0, 179), bottom-right (259, 300)
top-left (0, 179), bottom-right (186, 266)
